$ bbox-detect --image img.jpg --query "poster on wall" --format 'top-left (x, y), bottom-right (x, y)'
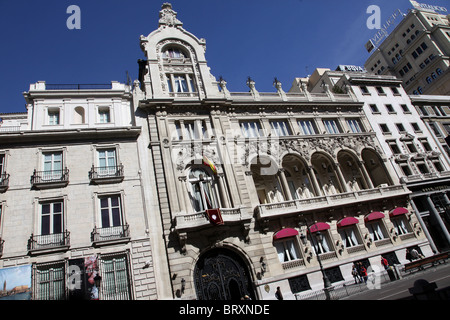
top-left (68, 256), bottom-right (99, 300)
top-left (0, 265), bottom-right (32, 300)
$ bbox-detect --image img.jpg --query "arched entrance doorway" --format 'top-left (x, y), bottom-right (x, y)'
top-left (194, 248), bottom-right (255, 300)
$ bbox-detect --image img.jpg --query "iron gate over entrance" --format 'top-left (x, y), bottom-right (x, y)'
top-left (194, 248), bottom-right (255, 300)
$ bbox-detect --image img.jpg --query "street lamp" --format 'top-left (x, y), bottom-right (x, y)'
top-left (94, 273), bottom-right (102, 300)
top-left (299, 220), bottom-right (333, 299)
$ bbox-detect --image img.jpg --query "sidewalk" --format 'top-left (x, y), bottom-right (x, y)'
top-left (294, 261), bottom-right (450, 300)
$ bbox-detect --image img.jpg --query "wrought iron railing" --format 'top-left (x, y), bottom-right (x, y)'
top-left (30, 168), bottom-right (69, 185)
top-left (28, 231), bottom-right (70, 251)
top-left (91, 224), bottom-right (129, 243)
top-left (89, 164), bottom-right (123, 180)
top-left (45, 84), bottom-right (112, 90)
top-left (0, 172), bottom-right (10, 190)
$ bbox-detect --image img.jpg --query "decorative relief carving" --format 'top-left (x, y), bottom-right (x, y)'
top-left (238, 134), bottom-right (380, 168)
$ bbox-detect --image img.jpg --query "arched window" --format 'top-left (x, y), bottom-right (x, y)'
top-left (189, 168), bottom-right (220, 212)
top-left (161, 45), bottom-right (198, 95)
top-left (74, 106), bottom-right (85, 124)
top-left (162, 47), bottom-right (186, 59)
top-left (436, 68), bottom-right (442, 75)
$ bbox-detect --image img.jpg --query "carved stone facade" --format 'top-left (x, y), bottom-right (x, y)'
top-left (135, 4), bottom-right (432, 300)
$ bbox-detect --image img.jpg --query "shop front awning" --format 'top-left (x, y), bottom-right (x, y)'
top-left (389, 207), bottom-right (408, 217)
top-left (337, 216), bottom-right (359, 228)
top-left (364, 211), bottom-right (385, 222)
top-left (273, 228), bottom-right (298, 240)
top-left (309, 222), bottom-right (330, 233)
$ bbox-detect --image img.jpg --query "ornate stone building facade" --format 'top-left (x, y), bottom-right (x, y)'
top-left (135, 4), bottom-right (431, 300)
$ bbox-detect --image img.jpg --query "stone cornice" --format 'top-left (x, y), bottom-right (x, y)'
top-left (0, 126), bottom-right (141, 145)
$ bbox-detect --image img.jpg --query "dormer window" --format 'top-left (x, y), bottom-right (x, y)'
top-left (166, 74), bottom-right (196, 93)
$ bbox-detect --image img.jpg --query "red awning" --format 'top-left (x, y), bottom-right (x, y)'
top-left (309, 222), bottom-right (330, 233)
top-left (273, 228), bottom-right (298, 240)
top-left (337, 217), bottom-right (359, 228)
top-left (389, 207), bottom-right (408, 217)
top-left (364, 211), bottom-right (385, 222)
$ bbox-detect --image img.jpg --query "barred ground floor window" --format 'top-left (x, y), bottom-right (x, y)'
top-left (99, 253), bottom-right (131, 300)
top-left (33, 262), bottom-right (65, 300)
top-left (32, 251), bottom-right (131, 300)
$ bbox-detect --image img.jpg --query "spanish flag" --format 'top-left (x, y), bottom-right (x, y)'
top-left (202, 155), bottom-right (217, 174)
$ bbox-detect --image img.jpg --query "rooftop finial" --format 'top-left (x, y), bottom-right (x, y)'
top-left (159, 3), bottom-right (183, 27)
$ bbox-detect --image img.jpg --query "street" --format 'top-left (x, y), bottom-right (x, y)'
top-left (342, 262), bottom-right (450, 300)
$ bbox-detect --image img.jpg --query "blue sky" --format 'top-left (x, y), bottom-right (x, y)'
top-left (0, 0), bottom-right (448, 114)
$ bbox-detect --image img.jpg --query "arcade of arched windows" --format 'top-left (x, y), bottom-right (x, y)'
top-left (250, 148), bottom-right (393, 205)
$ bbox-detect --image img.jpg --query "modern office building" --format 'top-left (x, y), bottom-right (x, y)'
top-left (303, 66), bottom-right (450, 253)
top-left (134, 4), bottom-right (431, 300)
top-left (364, 5), bottom-right (450, 95)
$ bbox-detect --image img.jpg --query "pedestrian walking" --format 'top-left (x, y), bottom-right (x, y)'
top-left (406, 249), bottom-right (412, 262)
top-left (381, 256), bottom-right (389, 270)
top-left (360, 265), bottom-right (368, 283)
top-left (351, 263), bottom-right (359, 284)
top-left (410, 248), bottom-right (420, 260)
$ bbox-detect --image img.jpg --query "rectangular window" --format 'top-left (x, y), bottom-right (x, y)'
top-left (240, 121), bottom-right (262, 138)
top-left (376, 87), bottom-right (385, 95)
top-left (385, 104), bottom-right (395, 113)
top-left (40, 201), bottom-right (63, 236)
top-left (297, 120), bottom-right (317, 135)
top-left (401, 164), bottom-right (412, 176)
top-left (99, 195), bottom-right (122, 228)
top-left (48, 110), bottom-right (60, 125)
top-left (392, 217), bottom-right (412, 235)
top-left (98, 149), bottom-right (117, 176)
top-left (367, 222), bottom-right (386, 241)
top-left (0, 154), bottom-right (5, 175)
top-left (395, 123), bottom-right (406, 133)
top-left (99, 254), bottom-right (131, 300)
top-left (429, 122), bottom-right (442, 137)
top-left (42, 152), bottom-right (63, 181)
top-left (314, 232), bottom-right (332, 254)
top-left (420, 138), bottom-right (432, 151)
top-left (178, 120), bottom-right (206, 140)
top-left (379, 123), bottom-right (390, 134)
top-left (338, 227), bottom-right (361, 248)
top-left (98, 108), bottom-right (111, 123)
top-left (270, 120), bottom-right (292, 136)
top-left (34, 262), bottom-right (66, 300)
top-left (360, 86), bottom-right (369, 94)
top-left (274, 239), bottom-right (300, 263)
top-left (323, 119), bottom-right (341, 134)
top-left (406, 142), bottom-right (417, 153)
top-left (369, 104), bottom-right (379, 113)
top-left (346, 119), bottom-right (364, 133)
top-left (388, 141), bottom-right (401, 154)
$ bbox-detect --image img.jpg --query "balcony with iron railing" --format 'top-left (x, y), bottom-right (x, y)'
top-left (0, 172), bottom-right (10, 192)
top-left (174, 207), bottom-right (252, 233)
top-left (255, 184), bottom-right (410, 220)
top-left (91, 223), bottom-right (130, 246)
top-left (28, 231), bottom-right (70, 254)
top-left (30, 168), bottom-right (69, 189)
top-left (89, 164), bottom-right (124, 184)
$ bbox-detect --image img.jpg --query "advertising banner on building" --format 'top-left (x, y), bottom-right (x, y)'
top-left (0, 265), bottom-right (32, 300)
top-left (68, 256), bottom-right (99, 300)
